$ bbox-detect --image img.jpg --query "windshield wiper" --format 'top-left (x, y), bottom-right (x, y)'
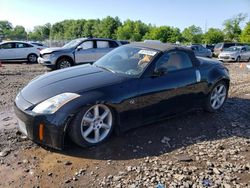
top-left (95, 65), bottom-right (116, 73)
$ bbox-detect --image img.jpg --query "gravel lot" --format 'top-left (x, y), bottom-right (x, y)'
top-left (0, 62), bottom-right (249, 188)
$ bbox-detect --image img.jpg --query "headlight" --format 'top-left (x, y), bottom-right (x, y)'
top-left (43, 53), bottom-right (55, 60)
top-left (32, 93), bottom-right (80, 114)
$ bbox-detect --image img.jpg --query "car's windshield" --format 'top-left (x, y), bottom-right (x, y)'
top-left (224, 46), bottom-right (241, 52)
top-left (94, 46), bottom-right (158, 77)
top-left (62, 38), bottom-right (84, 48)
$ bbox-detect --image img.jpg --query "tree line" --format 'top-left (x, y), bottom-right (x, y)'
top-left (0, 13), bottom-right (249, 44)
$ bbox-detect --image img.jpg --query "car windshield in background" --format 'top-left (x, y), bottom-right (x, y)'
top-left (224, 46), bottom-right (241, 51)
top-left (94, 46), bottom-right (158, 77)
top-left (62, 39), bottom-right (84, 48)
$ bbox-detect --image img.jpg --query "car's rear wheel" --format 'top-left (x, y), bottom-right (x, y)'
top-left (27, 54), bottom-right (38, 63)
top-left (57, 58), bottom-right (72, 69)
top-left (204, 81), bottom-right (228, 112)
top-left (69, 104), bottom-right (114, 147)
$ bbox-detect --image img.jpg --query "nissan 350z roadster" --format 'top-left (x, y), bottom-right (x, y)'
top-left (14, 43), bottom-right (230, 149)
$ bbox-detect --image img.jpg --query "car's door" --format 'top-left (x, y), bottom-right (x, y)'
top-left (0, 42), bottom-right (16, 60)
top-left (94, 40), bottom-right (114, 60)
top-left (74, 40), bottom-right (96, 64)
top-left (240, 46), bottom-right (250, 61)
top-left (138, 50), bottom-right (200, 124)
top-left (15, 42), bottom-right (34, 59)
top-left (246, 46), bottom-right (250, 60)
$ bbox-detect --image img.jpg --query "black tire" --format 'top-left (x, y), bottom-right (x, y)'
top-left (236, 56), bottom-right (241, 62)
top-left (27, 54), bottom-right (38, 63)
top-left (204, 81), bottom-right (228, 113)
top-left (56, 57), bottom-right (72, 69)
top-left (69, 104), bottom-right (115, 148)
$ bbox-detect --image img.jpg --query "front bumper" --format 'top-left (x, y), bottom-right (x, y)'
top-left (14, 103), bottom-right (67, 150)
top-left (218, 55), bottom-right (237, 62)
top-left (38, 57), bottom-right (56, 69)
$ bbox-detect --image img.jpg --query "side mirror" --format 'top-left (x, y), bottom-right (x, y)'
top-left (76, 46), bottom-right (82, 51)
top-left (153, 67), bottom-right (168, 77)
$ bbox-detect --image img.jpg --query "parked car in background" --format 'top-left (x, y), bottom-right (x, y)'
top-left (15, 42), bottom-right (230, 149)
top-left (119, 40), bottom-right (130, 45)
top-left (188, 44), bottom-right (212, 58)
top-left (204, 44), bottom-right (215, 52)
top-left (218, 45), bottom-right (250, 62)
top-left (0, 41), bottom-right (40, 63)
top-left (30, 42), bottom-right (48, 50)
top-left (213, 42), bottom-right (245, 57)
top-left (38, 38), bottom-right (121, 69)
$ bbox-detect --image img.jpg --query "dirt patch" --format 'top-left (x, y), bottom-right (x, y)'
top-left (0, 62), bottom-right (249, 187)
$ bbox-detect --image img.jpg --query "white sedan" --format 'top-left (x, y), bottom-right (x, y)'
top-left (0, 41), bottom-right (41, 63)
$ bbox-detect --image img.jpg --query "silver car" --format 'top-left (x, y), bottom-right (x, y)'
top-left (218, 46), bottom-right (250, 62)
top-left (188, 44), bottom-right (212, 58)
top-left (38, 38), bottom-right (121, 69)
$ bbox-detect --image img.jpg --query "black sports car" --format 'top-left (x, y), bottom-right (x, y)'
top-left (14, 43), bottom-right (230, 150)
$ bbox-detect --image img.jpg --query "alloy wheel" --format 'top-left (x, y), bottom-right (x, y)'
top-left (210, 84), bottom-right (227, 110)
top-left (59, 60), bottom-right (71, 69)
top-left (28, 54), bottom-right (37, 63)
top-left (80, 104), bottom-right (112, 144)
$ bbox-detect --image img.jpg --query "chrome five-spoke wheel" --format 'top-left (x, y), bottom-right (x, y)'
top-left (81, 104), bottom-right (112, 144)
top-left (69, 104), bottom-right (114, 147)
top-left (210, 84), bottom-right (227, 110)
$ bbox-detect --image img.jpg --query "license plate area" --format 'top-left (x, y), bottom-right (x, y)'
top-left (17, 118), bottom-right (28, 135)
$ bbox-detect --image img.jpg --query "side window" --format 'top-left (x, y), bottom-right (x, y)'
top-left (1, 43), bottom-right (15, 49)
top-left (156, 51), bottom-right (193, 72)
top-left (109, 41), bottom-right (119, 48)
top-left (97, 41), bottom-right (109, 48)
top-left (16, 43), bottom-right (31, 48)
top-left (80, 41), bottom-right (93, 49)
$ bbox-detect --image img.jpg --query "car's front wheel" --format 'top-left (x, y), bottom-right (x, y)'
top-left (57, 58), bottom-right (72, 69)
top-left (236, 56), bottom-right (241, 62)
top-left (27, 54), bottom-right (38, 63)
top-left (69, 104), bottom-right (114, 147)
top-left (204, 81), bottom-right (228, 112)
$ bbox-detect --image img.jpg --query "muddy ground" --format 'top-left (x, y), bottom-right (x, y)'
top-left (0, 62), bottom-right (249, 188)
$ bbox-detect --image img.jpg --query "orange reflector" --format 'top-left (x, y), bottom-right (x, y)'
top-left (39, 123), bottom-right (44, 141)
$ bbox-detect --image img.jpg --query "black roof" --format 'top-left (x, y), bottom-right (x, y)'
top-left (128, 42), bottom-right (191, 53)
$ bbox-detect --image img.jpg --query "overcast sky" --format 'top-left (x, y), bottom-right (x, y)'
top-left (0, 0), bottom-right (249, 31)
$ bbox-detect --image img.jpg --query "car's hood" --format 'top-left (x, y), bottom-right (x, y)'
top-left (20, 65), bottom-right (124, 105)
top-left (40, 47), bottom-right (71, 54)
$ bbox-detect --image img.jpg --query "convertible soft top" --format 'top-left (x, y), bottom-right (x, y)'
top-left (128, 42), bottom-right (200, 66)
top-left (128, 42), bottom-right (191, 52)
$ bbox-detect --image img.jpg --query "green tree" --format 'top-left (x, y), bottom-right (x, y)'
top-left (182, 25), bottom-right (203, 44)
top-left (0, 20), bottom-right (13, 38)
top-left (9, 25), bottom-right (27, 40)
top-left (223, 13), bottom-right (247, 42)
top-left (144, 26), bottom-right (181, 43)
top-left (116, 19), bottom-right (149, 41)
top-left (203, 28), bottom-right (224, 44)
top-left (240, 22), bottom-right (250, 43)
top-left (29, 23), bottom-right (51, 41)
top-left (93, 16), bottom-right (121, 39)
